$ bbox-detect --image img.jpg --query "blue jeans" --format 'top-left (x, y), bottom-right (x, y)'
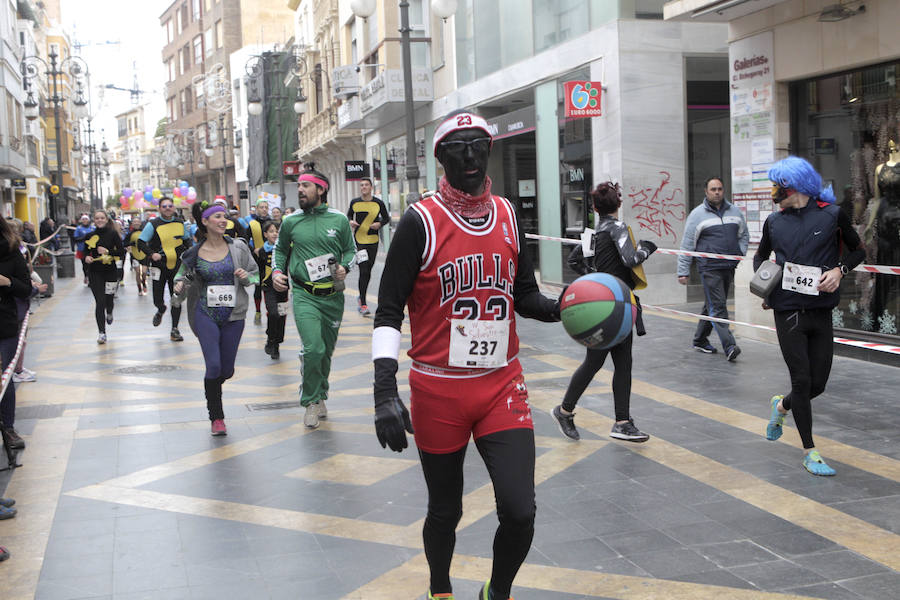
top-left (693, 269), bottom-right (737, 351)
top-left (0, 336), bottom-right (19, 428)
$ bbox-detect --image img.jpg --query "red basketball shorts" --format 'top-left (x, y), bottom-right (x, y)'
top-left (409, 359), bottom-right (533, 454)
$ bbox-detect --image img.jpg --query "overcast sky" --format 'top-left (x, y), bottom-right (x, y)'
top-left (60, 0), bottom-right (170, 148)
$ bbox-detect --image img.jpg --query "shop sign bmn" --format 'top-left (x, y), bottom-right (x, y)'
top-left (564, 81), bottom-right (602, 118)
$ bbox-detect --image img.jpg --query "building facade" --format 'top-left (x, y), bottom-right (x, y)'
top-left (664, 0), bottom-right (900, 347)
top-left (160, 0), bottom-right (297, 208)
top-left (331, 0), bottom-right (728, 303)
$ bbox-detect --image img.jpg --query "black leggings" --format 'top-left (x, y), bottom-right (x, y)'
top-left (151, 266), bottom-right (182, 327)
top-left (774, 308), bottom-right (833, 449)
top-left (89, 270), bottom-right (116, 333)
top-left (356, 243), bottom-right (378, 304)
top-left (419, 428), bottom-right (535, 599)
top-left (561, 334), bottom-right (633, 421)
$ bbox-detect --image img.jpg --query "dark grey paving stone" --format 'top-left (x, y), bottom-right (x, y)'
top-left (533, 536), bottom-right (619, 568)
top-left (599, 528), bottom-right (681, 556)
top-left (661, 521), bottom-right (746, 546)
top-left (114, 588), bottom-right (192, 600)
top-left (693, 540), bottom-right (779, 568)
top-left (830, 496), bottom-right (900, 534)
top-left (791, 550), bottom-right (888, 580)
top-left (533, 518), bottom-right (596, 545)
top-left (184, 559), bottom-right (265, 587)
top-left (35, 574), bottom-right (113, 600)
top-left (111, 559), bottom-right (188, 596)
top-left (727, 559), bottom-right (827, 591)
top-left (783, 582), bottom-right (865, 600)
top-left (574, 511), bottom-right (657, 537)
top-left (625, 547), bottom-right (720, 578)
top-left (837, 571), bottom-right (900, 599)
top-left (669, 568), bottom-right (758, 590)
top-left (750, 529), bottom-right (839, 557)
top-left (45, 531), bottom-right (115, 558)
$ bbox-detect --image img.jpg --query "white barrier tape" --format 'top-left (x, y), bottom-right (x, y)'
top-left (0, 313), bottom-right (30, 400)
top-left (642, 304), bottom-right (900, 355)
top-left (524, 233), bottom-right (900, 275)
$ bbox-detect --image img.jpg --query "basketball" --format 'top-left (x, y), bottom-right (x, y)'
top-left (559, 273), bottom-right (637, 349)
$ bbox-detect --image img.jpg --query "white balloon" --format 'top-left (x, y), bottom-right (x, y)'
top-left (350, 0), bottom-right (376, 18)
top-left (431, 0), bottom-right (458, 20)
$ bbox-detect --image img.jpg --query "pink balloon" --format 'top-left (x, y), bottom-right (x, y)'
top-left (187, 190), bottom-right (197, 200)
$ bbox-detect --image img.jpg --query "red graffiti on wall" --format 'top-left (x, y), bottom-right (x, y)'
top-left (628, 171), bottom-right (685, 242)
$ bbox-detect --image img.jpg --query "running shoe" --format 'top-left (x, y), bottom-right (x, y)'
top-left (304, 403), bottom-right (320, 429)
top-left (477, 580), bottom-right (512, 600)
top-left (271, 344), bottom-right (280, 360)
top-left (803, 450), bottom-right (836, 476)
top-left (552, 405), bottom-right (579, 440)
top-left (610, 418), bottom-right (650, 443)
top-left (2, 428), bottom-right (24, 449)
top-left (170, 328), bottom-right (184, 342)
top-left (765, 395), bottom-right (786, 441)
top-left (210, 419), bottom-right (227, 436)
top-left (360, 304), bottom-right (371, 316)
top-left (97, 333), bottom-right (107, 345)
top-left (0, 498), bottom-right (14, 508)
top-left (726, 345), bottom-right (741, 362)
top-left (106, 311), bottom-right (114, 325)
top-left (0, 505), bottom-right (15, 520)
top-left (254, 311), bottom-right (262, 325)
top-left (318, 399), bottom-right (328, 420)
top-left (692, 341), bottom-right (717, 354)
top-left (152, 311), bottom-right (163, 327)
top-left (428, 590), bottom-right (454, 600)
top-left (12, 369), bottom-right (36, 383)
top-left (0, 545), bottom-right (8, 561)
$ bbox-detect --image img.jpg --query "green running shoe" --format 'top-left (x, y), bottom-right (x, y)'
top-left (765, 395), bottom-right (785, 441)
top-left (803, 450), bottom-right (836, 476)
top-left (428, 590), bottom-right (454, 600)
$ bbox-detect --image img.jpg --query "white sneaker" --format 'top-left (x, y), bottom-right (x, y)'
top-left (97, 333), bottom-right (107, 345)
top-left (304, 403), bottom-right (319, 428)
top-left (12, 370), bottom-right (36, 383)
top-left (318, 399), bottom-right (327, 420)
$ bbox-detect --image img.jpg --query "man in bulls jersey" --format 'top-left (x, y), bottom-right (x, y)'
top-left (372, 110), bottom-right (559, 600)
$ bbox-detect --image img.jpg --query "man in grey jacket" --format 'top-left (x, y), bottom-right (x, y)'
top-left (677, 176), bottom-right (749, 361)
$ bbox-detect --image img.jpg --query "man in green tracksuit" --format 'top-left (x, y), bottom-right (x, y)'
top-left (272, 167), bottom-right (355, 428)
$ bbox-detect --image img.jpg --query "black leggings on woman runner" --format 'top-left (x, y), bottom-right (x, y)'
top-left (419, 428), bottom-right (535, 599)
top-left (561, 333), bottom-right (633, 421)
top-left (774, 308), bottom-right (833, 449)
top-left (89, 271), bottom-right (116, 333)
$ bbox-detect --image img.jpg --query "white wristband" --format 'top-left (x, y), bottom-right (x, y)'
top-left (372, 326), bottom-right (401, 361)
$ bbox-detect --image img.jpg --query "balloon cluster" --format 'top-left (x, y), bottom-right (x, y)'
top-left (172, 180), bottom-right (197, 206)
top-left (119, 182), bottom-right (196, 210)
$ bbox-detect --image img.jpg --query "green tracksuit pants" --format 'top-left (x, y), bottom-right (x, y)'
top-left (293, 289), bottom-right (344, 406)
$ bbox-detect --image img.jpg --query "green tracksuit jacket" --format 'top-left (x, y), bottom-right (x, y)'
top-left (273, 203), bottom-right (355, 406)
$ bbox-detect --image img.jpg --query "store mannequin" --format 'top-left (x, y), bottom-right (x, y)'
top-left (868, 140), bottom-right (900, 330)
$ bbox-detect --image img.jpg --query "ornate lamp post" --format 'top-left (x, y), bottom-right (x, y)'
top-left (21, 49), bottom-right (90, 222)
top-left (246, 46), bottom-right (307, 201)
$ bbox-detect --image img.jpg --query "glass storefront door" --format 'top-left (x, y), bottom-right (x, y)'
top-left (791, 61), bottom-right (900, 339)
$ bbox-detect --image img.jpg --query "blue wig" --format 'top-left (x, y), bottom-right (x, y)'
top-left (768, 156), bottom-right (835, 204)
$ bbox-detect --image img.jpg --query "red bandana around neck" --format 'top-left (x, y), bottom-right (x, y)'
top-left (438, 176), bottom-right (493, 218)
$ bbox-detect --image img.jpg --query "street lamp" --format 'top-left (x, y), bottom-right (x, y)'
top-left (21, 49), bottom-right (90, 222)
top-left (204, 114), bottom-right (241, 203)
top-left (72, 119), bottom-right (108, 210)
top-left (350, 0), bottom-right (457, 203)
top-left (245, 46), bottom-right (307, 200)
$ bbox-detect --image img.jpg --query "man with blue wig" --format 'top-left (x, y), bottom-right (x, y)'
top-left (754, 156), bottom-right (865, 476)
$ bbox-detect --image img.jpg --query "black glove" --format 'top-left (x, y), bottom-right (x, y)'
top-left (373, 357), bottom-right (414, 452)
top-left (641, 240), bottom-right (658, 255)
top-left (374, 395), bottom-right (414, 452)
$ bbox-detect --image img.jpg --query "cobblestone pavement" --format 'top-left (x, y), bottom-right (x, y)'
top-left (1, 254), bottom-right (898, 600)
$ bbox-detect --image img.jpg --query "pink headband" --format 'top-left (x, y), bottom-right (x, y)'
top-left (202, 205), bottom-right (226, 219)
top-left (433, 112), bottom-right (493, 156)
top-left (298, 173), bottom-right (329, 191)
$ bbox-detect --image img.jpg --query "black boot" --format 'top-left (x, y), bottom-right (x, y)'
top-left (271, 344), bottom-right (280, 360)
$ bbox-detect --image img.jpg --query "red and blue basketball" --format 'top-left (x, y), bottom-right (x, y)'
top-left (560, 273), bottom-right (637, 349)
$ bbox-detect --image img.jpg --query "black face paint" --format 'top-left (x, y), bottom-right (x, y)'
top-left (437, 129), bottom-right (491, 195)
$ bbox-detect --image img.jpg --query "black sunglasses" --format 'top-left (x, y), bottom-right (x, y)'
top-left (440, 137), bottom-right (492, 155)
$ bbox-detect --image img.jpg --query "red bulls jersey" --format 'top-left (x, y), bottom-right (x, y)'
top-left (407, 194), bottom-right (520, 373)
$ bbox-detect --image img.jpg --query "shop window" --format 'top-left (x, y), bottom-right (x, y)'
top-left (791, 61), bottom-right (900, 338)
top-left (533, 0), bottom-right (588, 55)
